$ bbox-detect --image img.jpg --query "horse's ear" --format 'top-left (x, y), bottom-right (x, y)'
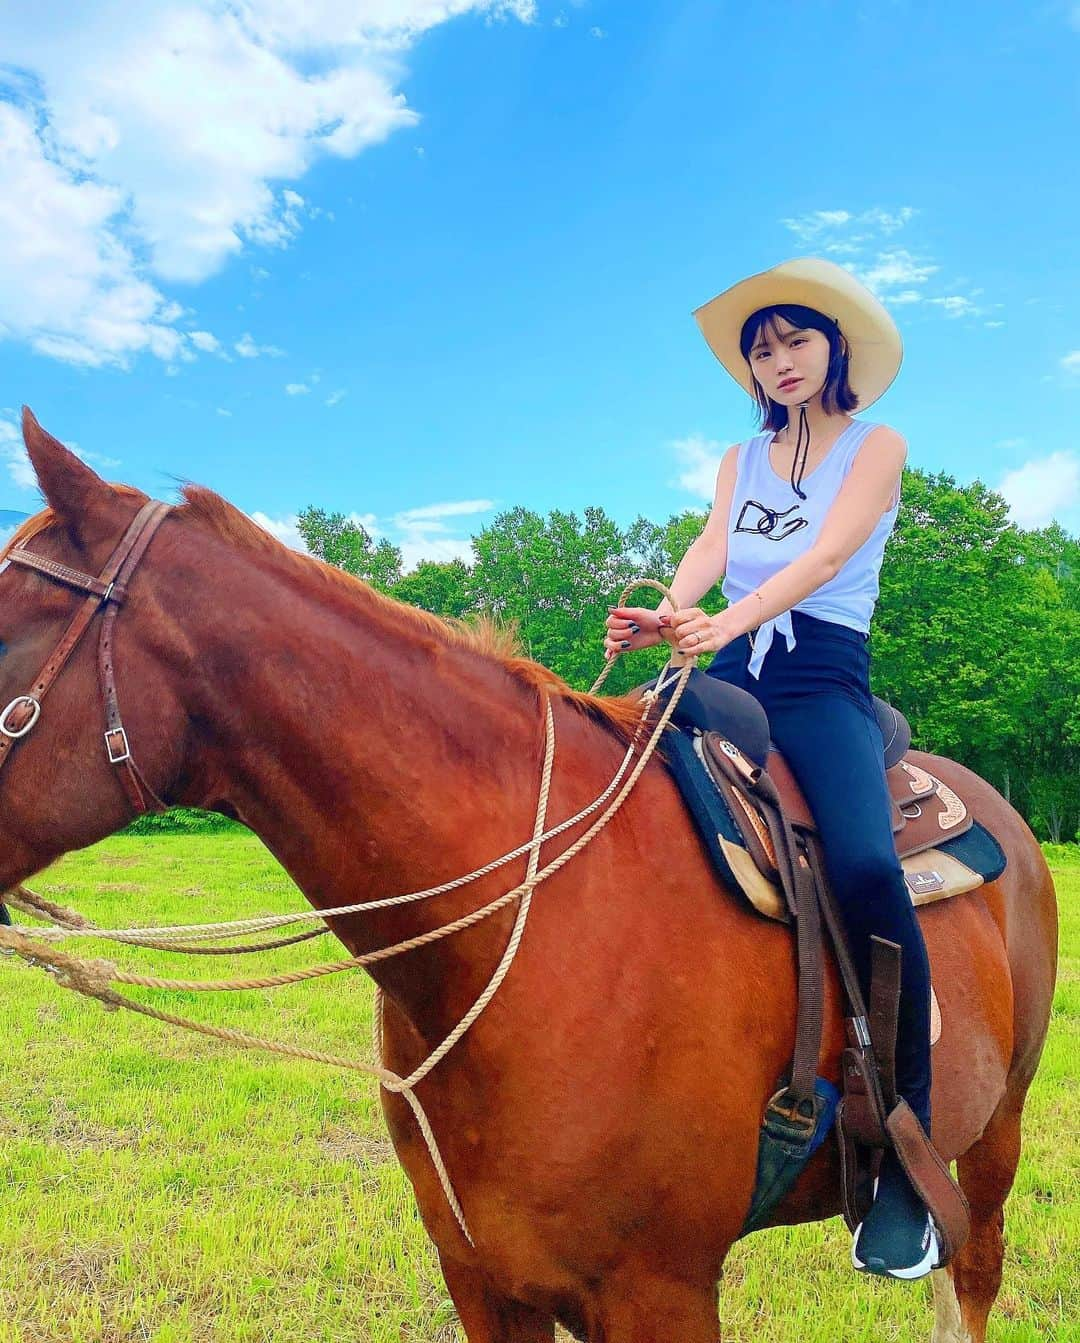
top-left (21, 407), bottom-right (116, 531)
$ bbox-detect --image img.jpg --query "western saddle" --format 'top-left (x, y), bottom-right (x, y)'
top-left (639, 667), bottom-right (977, 1259)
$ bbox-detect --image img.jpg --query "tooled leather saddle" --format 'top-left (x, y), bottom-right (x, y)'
top-left (638, 667), bottom-right (1001, 1261)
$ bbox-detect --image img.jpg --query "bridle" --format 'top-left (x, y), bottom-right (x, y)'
top-left (0, 499), bottom-right (172, 815)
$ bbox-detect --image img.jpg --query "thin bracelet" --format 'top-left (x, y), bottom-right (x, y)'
top-left (744, 590), bottom-right (765, 652)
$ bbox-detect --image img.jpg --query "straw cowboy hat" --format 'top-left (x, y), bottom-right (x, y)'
top-left (692, 257), bottom-right (902, 409)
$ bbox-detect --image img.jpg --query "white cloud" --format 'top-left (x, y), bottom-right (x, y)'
top-left (998, 452), bottom-right (1080, 530)
top-left (1, 0), bottom-right (536, 369)
top-left (853, 248), bottom-right (939, 295)
top-left (325, 388), bottom-right (347, 407)
top-left (589, 26), bottom-right (606, 37)
top-left (926, 294), bottom-right (980, 319)
top-left (392, 498), bottom-right (492, 569)
top-left (0, 414), bottom-right (37, 491)
top-left (0, 102), bottom-right (193, 369)
top-left (780, 207), bottom-right (991, 320)
top-left (250, 510), bottom-right (310, 553)
top-left (235, 332), bottom-right (284, 359)
top-left (189, 330), bottom-right (222, 353)
top-left (399, 535), bottom-right (474, 571)
top-left (395, 498), bottom-right (494, 523)
top-left (1061, 350), bottom-right (1080, 378)
top-left (216, 407), bottom-right (233, 417)
top-left (668, 434), bottom-right (725, 502)
top-left (285, 382), bottom-right (310, 395)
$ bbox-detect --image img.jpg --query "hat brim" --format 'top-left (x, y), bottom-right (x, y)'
top-left (693, 257), bottom-right (902, 409)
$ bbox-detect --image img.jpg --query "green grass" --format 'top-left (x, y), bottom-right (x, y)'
top-left (1, 834), bottom-right (1076, 1342)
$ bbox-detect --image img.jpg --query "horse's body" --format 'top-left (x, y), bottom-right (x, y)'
top-left (0, 413), bottom-right (1057, 1342)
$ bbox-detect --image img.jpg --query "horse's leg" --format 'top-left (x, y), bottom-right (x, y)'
top-left (439, 1254), bottom-right (555, 1343)
top-left (592, 1268), bottom-right (719, 1343)
top-left (930, 1098), bottom-right (1024, 1343)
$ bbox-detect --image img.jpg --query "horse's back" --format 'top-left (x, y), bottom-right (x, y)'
top-left (909, 749), bottom-right (1058, 1096)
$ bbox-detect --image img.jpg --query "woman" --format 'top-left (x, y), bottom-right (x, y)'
top-left (604, 257), bottom-right (940, 1280)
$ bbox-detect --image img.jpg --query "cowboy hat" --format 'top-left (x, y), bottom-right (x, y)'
top-left (692, 257), bottom-right (902, 409)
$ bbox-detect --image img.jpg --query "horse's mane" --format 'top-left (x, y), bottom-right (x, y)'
top-left (2, 487), bottom-right (645, 740)
top-left (176, 486), bottom-right (647, 743)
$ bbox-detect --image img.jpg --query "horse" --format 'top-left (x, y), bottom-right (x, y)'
top-left (0, 410), bottom-right (1058, 1343)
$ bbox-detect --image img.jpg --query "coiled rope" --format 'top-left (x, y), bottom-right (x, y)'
top-left (0, 580), bottom-right (695, 1244)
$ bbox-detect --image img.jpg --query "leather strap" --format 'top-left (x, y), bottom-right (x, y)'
top-left (5, 548), bottom-right (124, 600)
top-left (886, 1099), bottom-right (971, 1265)
top-left (0, 499), bottom-right (171, 814)
top-left (868, 936), bottom-right (901, 1113)
top-left (98, 503), bottom-right (171, 813)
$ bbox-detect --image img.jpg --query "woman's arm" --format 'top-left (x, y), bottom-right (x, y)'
top-left (671, 426), bottom-right (907, 651)
top-left (603, 444), bottom-right (739, 656)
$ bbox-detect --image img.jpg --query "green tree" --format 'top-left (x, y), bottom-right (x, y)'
top-left (874, 468), bottom-right (1080, 840)
top-left (467, 506), bottom-right (642, 690)
top-left (296, 507), bottom-right (402, 590)
top-left (391, 558), bottom-right (473, 617)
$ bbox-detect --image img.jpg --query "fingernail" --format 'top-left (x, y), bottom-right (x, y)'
top-left (620, 640), bottom-right (630, 649)
top-left (629, 623), bottom-right (640, 634)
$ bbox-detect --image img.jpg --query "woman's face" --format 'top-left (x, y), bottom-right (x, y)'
top-left (747, 316), bottom-right (832, 407)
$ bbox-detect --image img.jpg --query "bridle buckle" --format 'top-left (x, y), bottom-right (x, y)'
top-left (1, 696), bottom-right (42, 740)
top-left (105, 727), bottom-right (131, 764)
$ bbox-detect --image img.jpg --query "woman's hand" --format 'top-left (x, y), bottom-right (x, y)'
top-left (602, 606), bottom-right (668, 660)
top-left (666, 607), bottom-right (738, 656)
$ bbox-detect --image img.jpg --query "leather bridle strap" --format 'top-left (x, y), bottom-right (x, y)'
top-left (0, 500), bottom-right (172, 813)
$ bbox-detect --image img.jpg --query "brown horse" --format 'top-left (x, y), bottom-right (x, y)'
top-left (0, 411), bottom-right (1058, 1343)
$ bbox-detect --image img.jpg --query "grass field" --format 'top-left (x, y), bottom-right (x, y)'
top-left (1, 834), bottom-right (1076, 1342)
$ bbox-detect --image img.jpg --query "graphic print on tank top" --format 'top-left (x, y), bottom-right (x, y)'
top-left (722, 418), bottom-right (901, 678)
top-left (733, 497), bottom-right (809, 542)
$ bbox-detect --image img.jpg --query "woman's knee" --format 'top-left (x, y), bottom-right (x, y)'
top-left (826, 847), bottom-right (904, 900)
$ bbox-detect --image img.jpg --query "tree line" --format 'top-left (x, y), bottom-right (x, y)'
top-left (295, 470), bottom-right (1080, 844)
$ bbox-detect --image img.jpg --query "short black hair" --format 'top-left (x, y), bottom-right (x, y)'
top-left (739, 303), bottom-right (858, 430)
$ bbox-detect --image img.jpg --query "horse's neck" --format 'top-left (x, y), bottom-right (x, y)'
top-left (180, 567), bottom-right (577, 1039)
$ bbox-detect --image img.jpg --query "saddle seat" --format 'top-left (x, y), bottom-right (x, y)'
top-left (640, 668), bottom-right (1005, 925)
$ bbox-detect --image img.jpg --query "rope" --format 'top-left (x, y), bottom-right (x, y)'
top-left (0, 578), bottom-right (693, 1245)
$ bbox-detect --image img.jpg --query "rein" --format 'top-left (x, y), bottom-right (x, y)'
top-left (0, 511), bottom-right (697, 1245)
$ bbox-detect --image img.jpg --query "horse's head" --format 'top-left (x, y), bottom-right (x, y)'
top-left (0, 410), bottom-right (190, 889)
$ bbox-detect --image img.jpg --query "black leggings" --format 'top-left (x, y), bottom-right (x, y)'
top-left (706, 611), bottom-right (932, 1132)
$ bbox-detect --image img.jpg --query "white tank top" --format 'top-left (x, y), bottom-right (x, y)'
top-left (722, 418), bottom-right (900, 678)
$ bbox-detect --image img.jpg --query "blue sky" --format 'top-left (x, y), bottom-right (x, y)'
top-left (2, 0), bottom-right (1079, 565)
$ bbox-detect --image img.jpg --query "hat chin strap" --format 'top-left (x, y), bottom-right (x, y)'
top-left (790, 401), bottom-right (810, 500)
